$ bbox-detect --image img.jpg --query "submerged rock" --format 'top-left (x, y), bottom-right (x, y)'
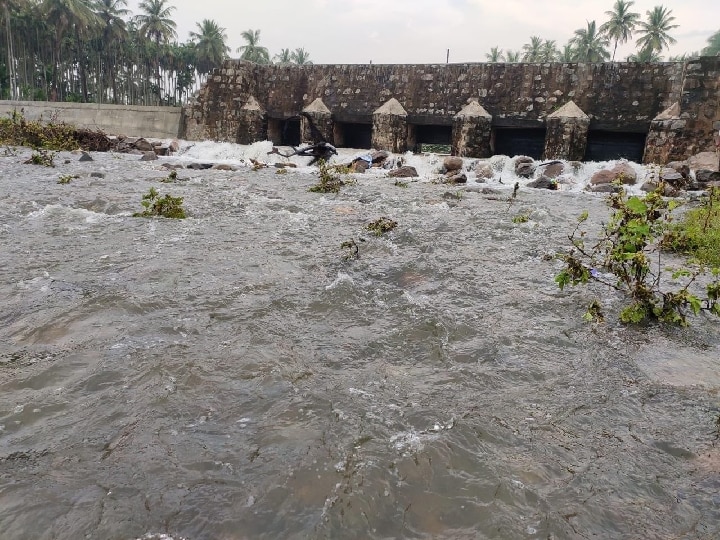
top-left (388, 165), bottom-right (419, 178)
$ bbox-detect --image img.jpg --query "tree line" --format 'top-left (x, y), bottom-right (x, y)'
top-left (1, 1), bottom-right (719, 107)
top-left (485, 1), bottom-right (720, 63)
top-left (0, 0), bottom-right (310, 106)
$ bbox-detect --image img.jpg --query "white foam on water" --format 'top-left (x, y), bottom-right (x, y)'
top-left (26, 203), bottom-right (108, 223)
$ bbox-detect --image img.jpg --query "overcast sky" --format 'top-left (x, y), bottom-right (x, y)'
top-left (126, 0), bottom-right (718, 64)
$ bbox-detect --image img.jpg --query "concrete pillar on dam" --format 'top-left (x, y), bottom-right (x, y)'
top-left (372, 98), bottom-right (408, 153)
top-left (643, 103), bottom-right (685, 164)
top-left (237, 96), bottom-right (266, 144)
top-left (301, 98), bottom-right (334, 143)
top-left (543, 100), bottom-right (590, 161)
top-left (452, 100), bottom-right (493, 158)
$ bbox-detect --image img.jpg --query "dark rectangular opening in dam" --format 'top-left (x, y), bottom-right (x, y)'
top-left (584, 131), bottom-right (647, 162)
top-left (267, 118), bottom-right (300, 146)
top-left (493, 128), bottom-right (545, 159)
top-left (334, 123), bottom-right (372, 149)
top-left (414, 125), bottom-right (452, 153)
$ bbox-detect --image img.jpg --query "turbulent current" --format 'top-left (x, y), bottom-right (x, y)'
top-left (1, 143), bottom-right (719, 540)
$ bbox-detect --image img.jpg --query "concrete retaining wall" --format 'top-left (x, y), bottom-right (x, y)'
top-left (0, 101), bottom-right (182, 139)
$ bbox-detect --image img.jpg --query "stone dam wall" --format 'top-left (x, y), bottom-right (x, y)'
top-left (183, 57), bottom-right (720, 164)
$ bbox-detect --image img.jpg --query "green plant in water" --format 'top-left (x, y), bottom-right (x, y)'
top-left (25, 149), bottom-right (55, 167)
top-left (366, 217), bottom-right (398, 236)
top-left (309, 159), bottom-right (354, 193)
top-left (57, 174), bottom-right (78, 184)
top-left (159, 170), bottom-right (178, 183)
top-left (133, 187), bottom-right (186, 219)
top-left (341, 238), bottom-right (360, 260)
top-left (555, 187), bottom-right (720, 325)
top-left (512, 211), bottom-right (531, 224)
top-left (663, 187), bottom-right (720, 267)
top-left (394, 180), bottom-right (409, 188)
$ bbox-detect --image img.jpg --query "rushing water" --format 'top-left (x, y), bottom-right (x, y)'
top-left (1, 143), bottom-right (719, 540)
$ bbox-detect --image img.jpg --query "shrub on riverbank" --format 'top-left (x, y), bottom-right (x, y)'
top-left (664, 187), bottom-right (720, 267)
top-left (556, 187), bottom-right (720, 325)
top-left (0, 111), bottom-right (111, 151)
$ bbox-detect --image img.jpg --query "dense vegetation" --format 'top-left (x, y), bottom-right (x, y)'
top-left (0, 0), bottom-right (311, 105)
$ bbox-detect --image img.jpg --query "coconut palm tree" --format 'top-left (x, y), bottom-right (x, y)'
top-left (95, 0), bottom-right (130, 103)
top-left (600, 0), bottom-right (640, 61)
top-left (291, 47), bottom-right (311, 65)
top-left (237, 29), bottom-right (269, 64)
top-left (485, 46), bottom-right (504, 63)
top-left (522, 36), bottom-right (543, 62)
top-left (505, 50), bottom-right (520, 63)
top-left (43, 0), bottom-right (101, 101)
top-left (627, 45), bottom-right (663, 62)
top-left (571, 20), bottom-right (610, 62)
top-left (702, 29), bottom-right (720, 56)
top-left (559, 43), bottom-right (576, 62)
top-left (635, 5), bottom-right (677, 55)
top-left (1, 0), bottom-right (21, 99)
top-left (136, 0), bottom-right (176, 45)
top-left (273, 47), bottom-right (291, 64)
top-left (135, 0), bottom-right (176, 103)
top-left (189, 19), bottom-right (229, 76)
top-left (540, 39), bottom-right (558, 62)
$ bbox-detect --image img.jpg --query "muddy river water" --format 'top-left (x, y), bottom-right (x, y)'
top-left (1, 145), bottom-right (719, 539)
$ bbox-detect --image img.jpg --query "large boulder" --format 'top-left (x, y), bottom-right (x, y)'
top-left (540, 162), bottom-right (565, 178)
top-left (527, 176), bottom-right (558, 190)
top-left (659, 168), bottom-right (686, 189)
top-left (696, 169), bottom-right (720, 183)
top-left (590, 162), bottom-right (637, 185)
top-left (388, 166), bottom-right (419, 178)
top-left (443, 171), bottom-right (467, 184)
top-left (514, 156), bottom-right (535, 178)
top-left (443, 156), bottom-right (464, 172)
top-left (474, 161), bottom-right (494, 180)
top-left (687, 152), bottom-right (719, 172)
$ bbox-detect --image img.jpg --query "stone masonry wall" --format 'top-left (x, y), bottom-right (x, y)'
top-left (183, 58), bottom-right (720, 162)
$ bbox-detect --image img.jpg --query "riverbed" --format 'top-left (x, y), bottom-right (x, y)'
top-left (1, 145), bottom-right (719, 539)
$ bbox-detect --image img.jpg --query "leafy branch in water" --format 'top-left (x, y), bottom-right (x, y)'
top-left (365, 217), bottom-right (398, 236)
top-left (133, 187), bottom-right (186, 219)
top-left (555, 187), bottom-right (720, 325)
top-left (309, 160), bottom-right (354, 193)
top-left (24, 149), bottom-right (55, 167)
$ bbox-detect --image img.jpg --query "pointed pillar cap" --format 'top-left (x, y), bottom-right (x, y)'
top-left (374, 98), bottom-right (407, 116)
top-left (302, 97), bottom-right (331, 114)
top-left (547, 100), bottom-right (589, 120)
top-left (653, 101), bottom-right (680, 120)
top-left (454, 99), bottom-right (492, 119)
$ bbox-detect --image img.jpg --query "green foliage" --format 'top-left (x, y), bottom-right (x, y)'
top-left (663, 187), bottom-right (720, 267)
top-left (133, 187), bottom-right (186, 219)
top-left (394, 180), bottom-right (409, 188)
top-left (340, 239), bottom-right (360, 260)
top-left (159, 170), bottom-right (178, 183)
top-left (555, 188), bottom-right (720, 325)
top-left (308, 160), bottom-right (354, 193)
top-left (512, 211), bottom-right (531, 224)
top-left (25, 149), bottom-right (56, 167)
top-left (0, 111), bottom-right (80, 151)
top-left (365, 217), bottom-right (398, 236)
top-left (57, 174), bottom-right (79, 184)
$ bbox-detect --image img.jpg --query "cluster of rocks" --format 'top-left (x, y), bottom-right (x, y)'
top-left (106, 136), bottom-right (180, 161)
top-left (587, 151), bottom-right (720, 195)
